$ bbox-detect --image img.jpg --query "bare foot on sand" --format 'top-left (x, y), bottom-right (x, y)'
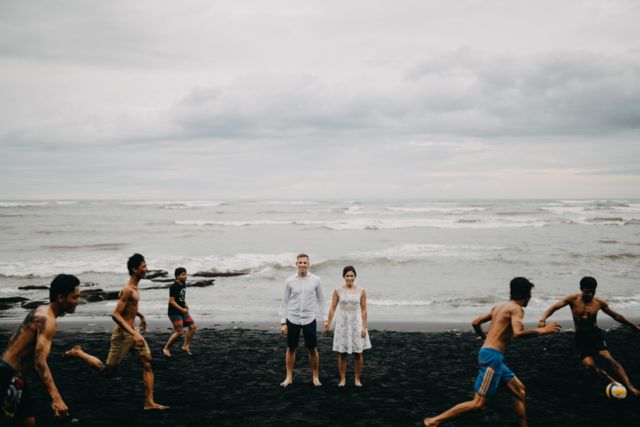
top-left (162, 347), bottom-right (172, 358)
top-left (181, 346), bottom-right (192, 356)
top-left (144, 402), bottom-right (169, 411)
top-left (354, 380), bottom-right (363, 387)
top-left (63, 345), bottom-right (82, 358)
top-left (423, 417), bottom-right (438, 427)
top-left (312, 378), bottom-right (322, 387)
top-left (338, 380), bottom-right (346, 387)
top-left (280, 377), bottom-right (293, 387)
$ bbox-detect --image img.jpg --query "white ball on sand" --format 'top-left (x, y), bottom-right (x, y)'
top-left (605, 382), bottom-right (627, 400)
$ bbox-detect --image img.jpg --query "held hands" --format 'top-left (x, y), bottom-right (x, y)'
top-left (538, 319), bottom-right (546, 328)
top-left (51, 397), bottom-right (69, 418)
top-left (323, 321), bottom-right (331, 336)
top-left (361, 328), bottom-right (367, 338)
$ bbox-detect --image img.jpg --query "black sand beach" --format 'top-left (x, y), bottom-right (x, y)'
top-left (1, 326), bottom-right (639, 426)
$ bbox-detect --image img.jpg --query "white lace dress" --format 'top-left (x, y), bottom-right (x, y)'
top-left (332, 287), bottom-right (372, 354)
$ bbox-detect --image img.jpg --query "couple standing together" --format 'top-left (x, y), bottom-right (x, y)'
top-left (279, 254), bottom-right (371, 387)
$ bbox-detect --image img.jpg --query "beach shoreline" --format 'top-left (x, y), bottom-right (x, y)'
top-left (2, 325), bottom-right (639, 426)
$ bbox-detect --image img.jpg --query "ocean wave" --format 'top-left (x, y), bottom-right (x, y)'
top-left (120, 201), bottom-right (224, 209)
top-left (386, 206), bottom-right (486, 214)
top-left (41, 243), bottom-right (126, 251)
top-left (175, 217), bottom-right (546, 230)
top-left (0, 244), bottom-right (506, 278)
top-left (0, 202), bottom-right (49, 208)
top-left (246, 201), bottom-right (321, 206)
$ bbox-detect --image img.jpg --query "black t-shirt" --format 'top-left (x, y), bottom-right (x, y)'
top-left (168, 280), bottom-right (187, 315)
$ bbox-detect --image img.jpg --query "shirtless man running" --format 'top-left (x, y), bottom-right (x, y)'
top-left (64, 253), bottom-right (168, 411)
top-left (1, 274), bottom-right (80, 426)
top-left (423, 277), bottom-right (560, 427)
top-left (539, 276), bottom-right (640, 396)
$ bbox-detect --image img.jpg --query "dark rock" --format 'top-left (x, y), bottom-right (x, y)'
top-left (145, 284), bottom-right (172, 290)
top-left (0, 297), bottom-right (29, 304)
top-left (192, 270), bottom-right (249, 278)
top-left (18, 285), bottom-right (49, 291)
top-left (21, 300), bottom-right (48, 309)
top-left (150, 278), bottom-right (174, 283)
top-left (82, 282), bottom-right (99, 287)
top-left (145, 279), bottom-right (214, 290)
top-left (146, 270), bottom-right (169, 279)
top-left (189, 279), bottom-right (215, 288)
top-left (79, 289), bottom-right (120, 302)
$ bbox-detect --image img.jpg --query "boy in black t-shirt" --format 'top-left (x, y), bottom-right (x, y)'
top-left (162, 267), bottom-right (197, 357)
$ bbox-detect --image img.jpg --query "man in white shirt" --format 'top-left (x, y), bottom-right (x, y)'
top-left (279, 253), bottom-right (328, 387)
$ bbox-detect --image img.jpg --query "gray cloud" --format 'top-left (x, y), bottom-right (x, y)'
top-left (1, 1), bottom-right (639, 199)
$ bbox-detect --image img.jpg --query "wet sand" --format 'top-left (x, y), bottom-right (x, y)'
top-left (1, 326), bottom-right (639, 426)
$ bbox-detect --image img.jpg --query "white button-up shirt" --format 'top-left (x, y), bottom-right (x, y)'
top-left (279, 272), bottom-right (328, 325)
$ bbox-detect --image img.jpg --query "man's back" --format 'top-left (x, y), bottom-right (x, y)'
top-left (483, 302), bottom-right (521, 351)
top-left (2, 305), bottom-right (52, 372)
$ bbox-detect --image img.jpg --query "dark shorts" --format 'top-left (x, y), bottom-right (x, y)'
top-left (286, 319), bottom-right (318, 349)
top-left (1, 360), bottom-right (33, 420)
top-left (168, 312), bottom-right (195, 331)
top-left (575, 327), bottom-right (608, 359)
top-left (473, 348), bottom-right (515, 397)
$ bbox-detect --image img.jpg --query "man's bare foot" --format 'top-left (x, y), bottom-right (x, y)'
top-left (162, 347), bottom-right (172, 358)
top-left (181, 346), bottom-right (192, 356)
top-left (423, 417), bottom-right (438, 427)
top-left (354, 380), bottom-right (363, 387)
top-left (280, 377), bottom-right (293, 387)
top-left (63, 345), bottom-right (82, 358)
top-left (144, 402), bottom-right (169, 411)
top-left (312, 378), bottom-right (322, 387)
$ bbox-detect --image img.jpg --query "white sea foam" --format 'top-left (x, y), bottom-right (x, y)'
top-left (0, 243), bottom-right (505, 278)
top-left (120, 201), bottom-right (223, 209)
top-left (0, 202), bottom-right (49, 208)
top-left (175, 217), bottom-right (546, 230)
top-left (387, 206), bottom-right (486, 214)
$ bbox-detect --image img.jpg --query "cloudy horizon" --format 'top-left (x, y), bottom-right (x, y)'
top-left (1, 0), bottom-right (639, 200)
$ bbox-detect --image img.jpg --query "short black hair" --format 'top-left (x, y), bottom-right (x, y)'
top-left (49, 274), bottom-right (80, 302)
top-left (127, 253), bottom-right (145, 275)
top-left (510, 277), bottom-right (534, 300)
top-left (342, 265), bottom-right (357, 278)
top-left (580, 276), bottom-right (598, 290)
top-left (175, 267), bottom-right (187, 278)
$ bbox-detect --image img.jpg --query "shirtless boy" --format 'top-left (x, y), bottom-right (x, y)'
top-left (64, 253), bottom-right (168, 410)
top-left (423, 277), bottom-right (560, 427)
top-left (1, 274), bottom-right (80, 426)
top-left (539, 276), bottom-right (640, 396)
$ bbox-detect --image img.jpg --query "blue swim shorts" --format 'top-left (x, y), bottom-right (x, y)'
top-left (473, 347), bottom-right (515, 397)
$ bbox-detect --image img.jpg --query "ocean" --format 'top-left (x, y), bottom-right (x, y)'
top-left (1, 199), bottom-right (639, 326)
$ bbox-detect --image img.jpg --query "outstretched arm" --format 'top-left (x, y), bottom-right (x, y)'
top-left (513, 307), bottom-right (560, 338)
top-left (34, 315), bottom-right (68, 418)
top-left (471, 309), bottom-right (492, 340)
top-left (539, 297), bottom-right (570, 327)
top-left (601, 300), bottom-right (640, 333)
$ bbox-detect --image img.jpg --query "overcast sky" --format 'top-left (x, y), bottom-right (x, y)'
top-left (1, 0), bottom-right (639, 199)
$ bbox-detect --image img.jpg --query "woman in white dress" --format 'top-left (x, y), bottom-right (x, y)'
top-left (323, 265), bottom-right (371, 387)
